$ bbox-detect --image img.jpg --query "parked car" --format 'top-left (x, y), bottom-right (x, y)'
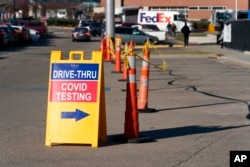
top-left (79, 22), bottom-right (91, 30)
top-left (11, 25), bottom-right (31, 43)
top-left (25, 21), bottom-right (47, 35)
top-left (27, 28), bottom-right (40, 41)
top-left (122, 23), bottom-right (161, 31)
top-left (89, 22), bottom-right (105, 36)
top-left (113, 27), bottom-right (159, 45)
top-left (72, 27), bottom-right (91, 42)
top-left (0, 28), bottom-right (8, 47)
top-left (79, 21), bottom-right (105, 36)
top-left (0, 25), bottom-right (19, 45)
top-left (121, 22), bottom-right (137, 27)
top-left (141, 24), bottom-right (161, 31)
top-left (9, 20), bottom-right (47, 35)
top-left (131, 24), bottom-right (167, 41)
top-left (7, 26), bottom-right (19, 44)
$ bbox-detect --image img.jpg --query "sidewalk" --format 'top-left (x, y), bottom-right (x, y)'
top-left (168, 34), bottom-right (250, 69)
top-left (189, 34), bottom-right (217, 45)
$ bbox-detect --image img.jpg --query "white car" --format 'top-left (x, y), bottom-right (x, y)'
top-left (28, 28), bottom-right (40, 41)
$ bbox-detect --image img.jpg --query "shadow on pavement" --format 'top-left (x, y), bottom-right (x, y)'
top-left (139, 125), bottom-right (249, 139)
top-left (106, 124), bottom-right (249, 147)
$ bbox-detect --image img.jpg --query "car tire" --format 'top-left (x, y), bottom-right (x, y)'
top-left (92, 30), bottom-right (98, 37)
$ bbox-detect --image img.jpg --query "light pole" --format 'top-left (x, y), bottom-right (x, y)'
top-left (235, 0), bottom-right (238, 20)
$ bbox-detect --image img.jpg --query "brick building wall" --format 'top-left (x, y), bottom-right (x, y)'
top-left (188, 10), bottom-right (212, 20)
top-left (100, 0), bottom-right (249, 20)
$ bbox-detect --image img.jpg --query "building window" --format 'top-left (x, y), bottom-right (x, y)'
top-left (150, 6), bottom-right (187, 11)
top-left (199, 6), bottom-right (209, 10)
top-left (212, 6), bottom-right (226, 10)
top-left (189, 6), bottom-right (198, 10)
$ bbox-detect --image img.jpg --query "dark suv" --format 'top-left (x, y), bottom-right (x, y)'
top-left (79, 22), bottom-right (104, 37)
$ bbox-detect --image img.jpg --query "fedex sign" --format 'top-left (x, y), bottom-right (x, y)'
top-left (139, 12), bottom-right (172, 23)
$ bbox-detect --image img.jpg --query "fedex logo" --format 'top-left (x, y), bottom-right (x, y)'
top-left (139, 12), bottom-right (171, 23)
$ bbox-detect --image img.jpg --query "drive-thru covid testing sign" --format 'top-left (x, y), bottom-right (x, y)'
top-left (45, 51), bottom-right (107, 148)
top-left (50, 63), bottom-right (98, 102)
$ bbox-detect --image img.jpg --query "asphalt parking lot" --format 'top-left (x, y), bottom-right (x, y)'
top-left (1, 28), bottom-right (250, 167)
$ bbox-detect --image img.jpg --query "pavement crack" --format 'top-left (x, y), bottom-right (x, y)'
top-left (172, 141), bottom-right (214, 167)
top-left (171, 130), bottom-right (234, 167)
top-left (167, 69), bottom-right (250, 107)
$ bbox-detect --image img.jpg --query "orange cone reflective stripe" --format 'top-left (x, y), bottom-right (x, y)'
top-left (138, 46), bottom-right (150, 109)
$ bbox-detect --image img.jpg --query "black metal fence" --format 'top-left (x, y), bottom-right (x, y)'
top-left (224, 20), bottom-right (250, 51)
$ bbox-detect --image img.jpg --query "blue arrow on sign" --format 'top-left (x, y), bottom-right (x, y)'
top-left (61, 109), bottom-right (89, 121)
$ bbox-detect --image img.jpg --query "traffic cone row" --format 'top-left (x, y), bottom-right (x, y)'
top-left (101, 38), bottom-right (154, 142)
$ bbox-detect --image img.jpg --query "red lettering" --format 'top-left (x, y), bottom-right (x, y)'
top-left (165, 17), bottom-right (171, 23)
top-left (157, 13), bottom-right (165, 22)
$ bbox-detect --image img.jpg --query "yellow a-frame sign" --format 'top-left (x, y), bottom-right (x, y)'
top-left (45, 50), bottom-right (107, 148)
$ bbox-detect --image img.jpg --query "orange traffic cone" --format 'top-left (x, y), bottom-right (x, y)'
top-left (124, 47), bottom-right (139, 139)
top-left (105, 36), bottom-right (111, 62)
top-left (100, 38), bottom-right (107, 60)
top-left (118, 42), bottom-right (128, 81)
top-left (112, 37), bottom-right (122, 73)
top-left (137, 40), bottom-right (156, 113)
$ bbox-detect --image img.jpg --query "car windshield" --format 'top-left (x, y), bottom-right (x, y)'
top-left (144, 25), bottom-right (160, 31)
top-left (75, 28), bottom-right (88, 32)
top-left (81, 23), bottom-right (90, 27)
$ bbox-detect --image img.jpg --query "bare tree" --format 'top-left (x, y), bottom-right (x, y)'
top-left (17, 0), bottom-right (29, 17)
